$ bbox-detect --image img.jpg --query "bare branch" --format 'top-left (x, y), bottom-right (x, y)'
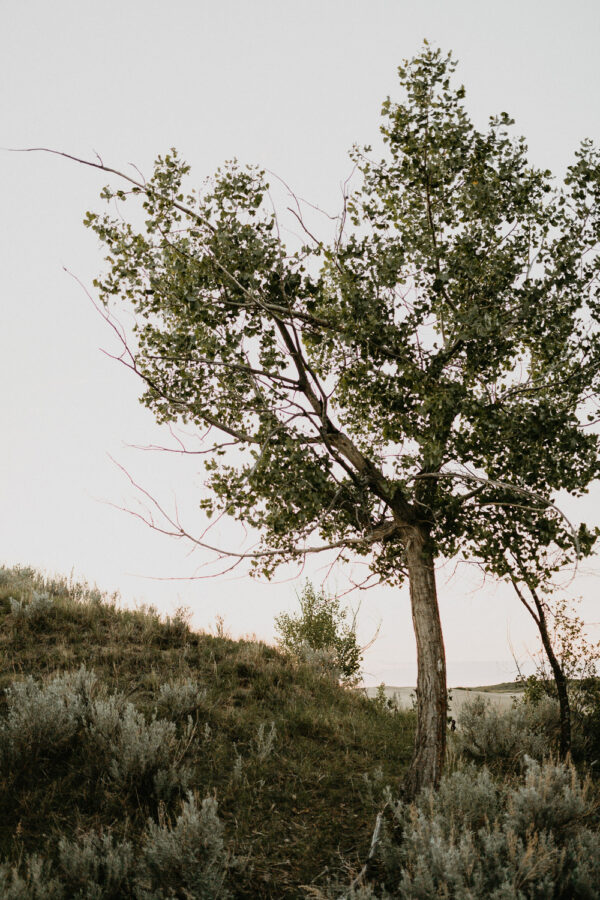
top-left (108, 455), bottom-right (394, 563)
top-left (286, 205), bottom-right (323, 248)
top-left (508, 572), bottom-right (541, 626)
top-left (6, 146), bottom-right (217, 233)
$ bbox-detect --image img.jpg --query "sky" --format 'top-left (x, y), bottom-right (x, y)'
top-left (1, 0), bottom-right (600, 686)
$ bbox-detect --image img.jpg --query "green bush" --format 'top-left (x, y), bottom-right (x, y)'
top-left (275, 583), bottom-right (363, 685)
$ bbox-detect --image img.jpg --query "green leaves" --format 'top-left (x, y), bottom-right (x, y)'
top-left (274, 583), bottom-right (363, 685)
top-left (86, 48), bottom-right (600, 589)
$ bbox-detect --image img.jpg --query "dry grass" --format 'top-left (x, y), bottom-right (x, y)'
top-left (0, 565), bottom-right (415, 897)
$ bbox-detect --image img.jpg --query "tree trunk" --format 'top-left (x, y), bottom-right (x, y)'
top-left (403, 527), bottom-right (447, 798)
top-left (535, 603), bottom-right (571, 757)
top-left (511, 576), bottom-right (572, 759)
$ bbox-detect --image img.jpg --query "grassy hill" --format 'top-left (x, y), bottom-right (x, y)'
top-left (0, 565), bottom-right (415, 897)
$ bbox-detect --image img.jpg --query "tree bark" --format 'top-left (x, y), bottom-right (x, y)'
top-left (403, 527), bottom-right (447, 798)
top-left (537, 611), bottom-right (571, 757)
top-left (511, 576), bottom-right (572, 758)
top-left (526, 592), bottom-right (571, 758)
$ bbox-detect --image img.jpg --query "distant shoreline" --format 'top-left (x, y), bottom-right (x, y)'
top-left (361, 685), bottom-right (523, 715)
top-left (361, 681), bottom-right (522, 693)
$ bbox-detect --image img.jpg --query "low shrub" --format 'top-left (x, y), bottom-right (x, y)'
top-left (254, 721), bottom-right (277, 761)
top-left (88, 697), bottom-right (193, 801)
top-left (336, 758), bottom-right (600, 899)
top-left (0, 793), bottom-right (232, 898)
top-left (155, 678), bottom-right (206, 719)
top-left (295, 643), bottom-right (341, 683)
top-left (0, 667), bottom-right (193, 802)
top-left (0, 856), bottom-right (63, 899)
top-left (140, 792), bottom-right (232, 899)
top-left (0, 667), bottom-right (96, 770)
top-left (453, 694), bottom-right (560, 773)
top-left (9, 590), bottom-right (54, 622)
top-left (57, 831), bottom-right (134, 898)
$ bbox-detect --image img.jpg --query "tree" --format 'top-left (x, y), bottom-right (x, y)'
top-left (509, 564), bottom-right (573, 757)
top-left (53, 46), bottom-right (600, 796)
top-left (275, 582), bottom-right (364, 685)
top-left (520, 594), bottom-right (600, 762)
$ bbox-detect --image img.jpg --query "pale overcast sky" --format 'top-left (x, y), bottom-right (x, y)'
top-left (1, 0), bottom-right (599, 686)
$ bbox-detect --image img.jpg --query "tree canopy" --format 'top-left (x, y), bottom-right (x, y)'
top-left (82, 46), bottom-right (600, 793)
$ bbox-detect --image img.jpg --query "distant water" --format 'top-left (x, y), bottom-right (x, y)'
top-left (361, 659), bottom-right (533, 689)
top-left (363, 685), bottom-right (522, 715)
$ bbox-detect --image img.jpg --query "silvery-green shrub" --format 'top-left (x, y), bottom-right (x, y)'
top-left (0, 667), bottom-right (96, 768)
top-left (87, 698), bottom-right (192, 800)
top-left (0, 667), bottom-right (193, 800)
top-left (155, 679), bottom-right (206, 719)
top-left (9, 591), bottom-right (54, 622)
top-left (0, 856), bottom-right (63, 899)
top-left (57, 832), bottom-right (134, 899)
top-left (296, 643), bottom-right (341, 683)
top-left (0, 565), bottom-right (36, 584)
top-left (0, 792), bottom-right (233, 898)
top-left (139, 792), bottom-right (232, 899)
top-left (349, 758), bottom-right (600, 899)
top-left (454, 695), bottom-right (560, 771)
top-left (254, 722), bottom-right (277, 761)
top-left (505, 756), bottom-right (590, 838)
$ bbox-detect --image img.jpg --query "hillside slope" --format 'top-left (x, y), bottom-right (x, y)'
top-left (0, 566), bottom-right (414, 897)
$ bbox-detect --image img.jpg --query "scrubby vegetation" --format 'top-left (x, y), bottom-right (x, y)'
top-left (0, 566), bottom-right (414, 897)
top-left (329, 757), bottom-right (600, 899)
top-left (2, 565), bottom-right (600, 898)
top-left (324, 692), bottom-right (600, 898)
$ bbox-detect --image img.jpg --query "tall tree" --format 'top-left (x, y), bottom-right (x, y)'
top-left (74, 47), bottom-right (600, 795)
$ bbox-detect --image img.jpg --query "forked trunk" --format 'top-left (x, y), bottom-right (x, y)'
top-left (403, 527), bottom-right (447, 798)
